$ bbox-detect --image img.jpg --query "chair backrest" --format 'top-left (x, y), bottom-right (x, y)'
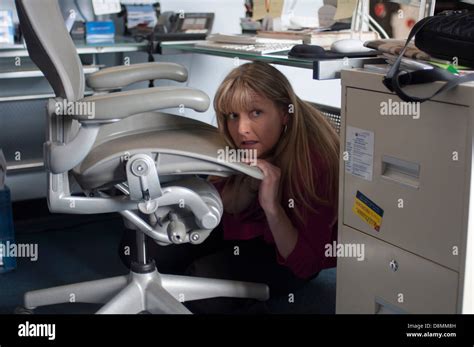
top-left (15, 0), bottom-right (84, 101)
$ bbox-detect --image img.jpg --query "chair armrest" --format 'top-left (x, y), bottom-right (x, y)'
top-left (86, 62), bottom-right (188, 91)
top-left (66, 86), bottom-right (209, 121)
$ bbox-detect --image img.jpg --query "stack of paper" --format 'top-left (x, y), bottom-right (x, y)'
top-left (257, 30), bottom-right (379, 48)
top-left (257, 30), bottom-right (312, 44)
top-left (208, 33), bottom-right (303, 45)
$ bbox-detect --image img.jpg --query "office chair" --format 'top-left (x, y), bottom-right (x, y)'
top-left (15, 0), bottom-right (269, 314)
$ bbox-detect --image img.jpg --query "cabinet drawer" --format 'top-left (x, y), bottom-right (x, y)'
top-left (336, 225), bottom-right (458, 314)
top-left (343, 87), bottom-right (468, 270)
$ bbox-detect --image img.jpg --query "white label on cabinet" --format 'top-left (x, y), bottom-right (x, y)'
top-left (345, 126), bottom-right (374, 181)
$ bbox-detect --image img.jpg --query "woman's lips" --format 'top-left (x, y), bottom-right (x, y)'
top-left (240, 141), bottom-right (259, 148)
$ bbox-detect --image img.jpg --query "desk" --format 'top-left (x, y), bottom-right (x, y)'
top-left (159, 41), bottom-right (385, 80)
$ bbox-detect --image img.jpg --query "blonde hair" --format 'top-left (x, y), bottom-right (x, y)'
top-left (214, 61), bottom-right (339, 226)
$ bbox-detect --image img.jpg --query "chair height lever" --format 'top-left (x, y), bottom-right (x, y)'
top-left (126, 154), bottom-right (162, 214)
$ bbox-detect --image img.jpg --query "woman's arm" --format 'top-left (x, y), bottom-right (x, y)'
top-left (251, 159), bottom-right (298, 258)
top-left (219, 175), bottom-right (260, 215)
top-left (253, 159), bottom-right (337, 279)
top-left (264, 206), bottom-right (298, 259)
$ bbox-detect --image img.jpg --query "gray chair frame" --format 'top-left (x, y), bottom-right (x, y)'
top-left (16, 0), bottom-right (269, 314)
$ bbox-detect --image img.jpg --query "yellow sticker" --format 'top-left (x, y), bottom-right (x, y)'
top-left (352, 191), bottom-right (384, 232)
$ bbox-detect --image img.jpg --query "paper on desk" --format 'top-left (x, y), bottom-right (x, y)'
top-left (252, 0), bottom-right (284, 20)
top-left (92, 0), bottom-right (121, 16)
top-left (333, 0), bottom-right (358, 20)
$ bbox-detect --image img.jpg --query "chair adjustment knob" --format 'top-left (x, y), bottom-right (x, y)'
top-left (201, 212), bottom-right (218, 230)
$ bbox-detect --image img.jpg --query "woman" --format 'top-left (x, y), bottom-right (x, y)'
top-left (208, 61), bottom-right (339, 281)
top-left (120, 61), bottom-right (339, 313)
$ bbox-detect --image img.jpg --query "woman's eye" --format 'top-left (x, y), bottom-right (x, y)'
top-left (227, 113), bottom-right (237, 120)
top-left (252, 110), bottom-right (262, 117)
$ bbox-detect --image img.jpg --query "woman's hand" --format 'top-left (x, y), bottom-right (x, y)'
top-left (248, 159), bottom-right (281, 214)
top-left (221, 175), bottom-right (259, 215)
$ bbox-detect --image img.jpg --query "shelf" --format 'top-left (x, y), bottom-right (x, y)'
top-left (74, 38), bottom-right (148, 54)
top-left (0, 64), bottom-right (100, 79)
top-left (0, 37), bottom-right (147, 58)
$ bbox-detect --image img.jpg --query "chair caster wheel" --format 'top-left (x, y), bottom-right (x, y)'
top-left (14, 306), bottom-right (34, 314)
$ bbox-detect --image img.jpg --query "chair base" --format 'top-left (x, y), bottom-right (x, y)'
top-left (23, 267), bottom-right (270, 314)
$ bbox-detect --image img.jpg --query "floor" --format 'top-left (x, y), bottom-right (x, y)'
top-left (1, 199), bottom-right (336, 314)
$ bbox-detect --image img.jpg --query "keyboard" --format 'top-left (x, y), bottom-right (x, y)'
top-left (194, 41), bottom-right (296, 55)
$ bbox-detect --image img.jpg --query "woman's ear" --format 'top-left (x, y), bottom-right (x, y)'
top-left (283, 112), bottom-right (289, 125)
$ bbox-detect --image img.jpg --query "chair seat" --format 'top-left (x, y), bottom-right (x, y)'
top-left (73, 112), bottom-right (262, 190)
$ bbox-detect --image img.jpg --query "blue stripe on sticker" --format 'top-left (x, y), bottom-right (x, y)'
top-left (356, 191), bottom-right (384, 217)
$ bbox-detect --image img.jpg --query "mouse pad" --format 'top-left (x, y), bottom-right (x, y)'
top-left (288, 44), bottom-right (379, 60)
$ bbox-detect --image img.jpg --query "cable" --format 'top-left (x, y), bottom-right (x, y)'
top-left (355, 9), bottom-right (390, 39)
top-left (355, 13), bottom-right (389, 39)
top-left (368, 13), bottom-right (390, 39)
top-left (74, 0), bottom-right (89, 22)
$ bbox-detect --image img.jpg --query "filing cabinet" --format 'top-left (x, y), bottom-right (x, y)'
top-left (336, 69), bottom-right (474, 313)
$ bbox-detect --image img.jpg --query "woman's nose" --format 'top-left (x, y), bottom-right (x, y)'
top-left (237, 117), bottom-right (252, 135)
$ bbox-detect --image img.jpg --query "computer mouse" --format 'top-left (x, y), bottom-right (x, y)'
top-left (330, 39), bottom-right (373, 54)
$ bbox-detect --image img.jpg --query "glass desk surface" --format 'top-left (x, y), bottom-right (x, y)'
top-left (160, 41), bottom-right (386, 79)
top-left (160, 42), bottom-right (314, 69)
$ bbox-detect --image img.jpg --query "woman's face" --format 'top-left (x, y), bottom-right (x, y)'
top-left (226, 93), bottom-right (287, 158)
